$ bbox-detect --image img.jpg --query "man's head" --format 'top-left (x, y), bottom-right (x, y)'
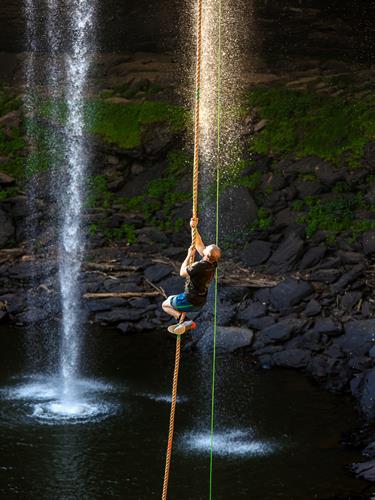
top-left (204, 244), bottom-right (221, 263)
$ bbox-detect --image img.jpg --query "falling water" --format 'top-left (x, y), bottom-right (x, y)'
top-left (58, 0), bottom-right (96, 401)
top-left (16, 0), bottom-right (114, 423)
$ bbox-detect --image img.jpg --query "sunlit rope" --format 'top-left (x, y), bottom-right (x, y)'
top-left (161, 1), bottom-right (203, 499)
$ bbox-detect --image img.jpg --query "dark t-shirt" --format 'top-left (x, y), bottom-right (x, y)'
top-left (184, 260), bottom-right (217, 306)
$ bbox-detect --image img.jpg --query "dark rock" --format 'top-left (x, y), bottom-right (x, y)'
top-left (254, 287), bottom-right (271, 304)
top-left (237, 301), bottom-right (266, 322)
top-left (103, 279), bottom-right (142, 293)
top-left (16, 308), bottom-right (51, 324)
top-left (158, 276), bottom-right (184, 296)
top-left (241, 240), bottom-right (272, 267)
top-left (314, 160), bottom-right (343, 186)
top-left (299, 244), bottom-right (326, 270)
top-left (220, 186), bottom-right (257, 237)
top-left (96, 308), bottom-right (144, 324)
top-left (309, 268), bottom-right (341, 284)
top-left (339, 251), bottom-right (364, 265)
top-left (0, 293), bottom-right (25, 315)
top-left (273, 349), bottom-right (311, 369)
top-left (247, 316), bottom-right (275, 331)
top-left (269, 278), bottom-right (312, 312)
top-left (144, 264), bottom-right (173, 283)
top-left (341, 291), bottom-right (362, 312)
top-left (363, 442), bottom-right (375, 458)
top-left (352, 460), bottom-right (375, 481)
top-left (0, 209), bottom-right (14, 247)
top-left (220, 286), bottom-right (249, 302)
top-left (314, 318), bottom-right (342, 336)
top-left (197, 326), bottom-right (253, 353)
top-left (304, 299), bottom-right (321, 317)
top-left (363, 230), bottom-right (375, 255)
top-left (330, 264), bottom-right (365, 294)
top-left (117, 322), bottom-right (133, 334)
top-left (296, 180), bottom-right (322, 198)
top-left (0, 172), bottom-right (15, 186)
top-left (129, 297), bottom-right (151, 309)
top-left (86, 298), bottom-right (127, 312)
top-left (267, 233), bottom-right (304, 273)
top-left (260, 318), bottom-right (306, 344)
top-left (351, 369), bottom-right (375, 419)
top-left (335, 320), bottom-right (375, 356)
top-left (308, 355), bottom-right (351, 390)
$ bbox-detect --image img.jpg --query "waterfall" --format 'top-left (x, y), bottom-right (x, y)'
top-left (57, 0), bottom-right (96, 400)
top-left (21, 0), bottom-right (101, 421)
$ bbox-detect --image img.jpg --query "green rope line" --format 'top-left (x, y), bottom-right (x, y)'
top-left (209, 0), bottom-right (222, 497)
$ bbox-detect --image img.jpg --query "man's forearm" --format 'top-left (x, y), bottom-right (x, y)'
top-left (180, 254), bottom-right (190, 277)
top-left (194, 230), bottom-right (205, 256)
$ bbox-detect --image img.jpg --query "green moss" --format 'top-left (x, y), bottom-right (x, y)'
top-left (40, 99), bottom-right (186, 150)
top-left (247, 86), bottom-right (375, 166)
top-left (0, 86), bottom-right (22, 117)
top-left (104, 223), bottom-right (137, 244)
top-left (0, 186), bottom-right (19, 201)
top-left (298, 194), bottom-right (367, 237)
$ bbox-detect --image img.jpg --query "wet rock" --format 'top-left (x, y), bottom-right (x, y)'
top-left (129, 297), bottom-right (151, 309)
top-left (296, 180), bottom-right (322, 198)
top-left (363, 442), bottom-right (375, 458)
top-left (16, 307), bottom-right (52, 324)
top-left (351, 369), bottom-right (375, 419)
top-left (352, 460), bottom-right (375, 481)
top-left (144, 264), bottom-right (173, 283)
top-left (0, 293), bottom-right (25, 315)
top-left (314, 160), bottom-right (343, 186)
top-left (335, 320), bottom-right (375, 356)
top-left (309, 268), bottom-right (341, 284)
top-left (314, 318), bottom-right (342, 336)
top-left (269, 278), bottom-right (312, 312)
top-left (299, 244), bottom-right (326, 270)
top-left (197, 326), bottom-right (253, 353)
top-left (304, 299), bottom-right (321, 317)
top-left (267, 232), bottom-right (304, 273)
top-left (273, 349), bottom-right (311, 369)
top-left (117, 322), bottom-right (133, 334)
top-left (0, 111), bottom-right (20, 131)
top-left (308, 355), bottom-right (351, 390)
top-left (241, 240), bottom-right (272, 267)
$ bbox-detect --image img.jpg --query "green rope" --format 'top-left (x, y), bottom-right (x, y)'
top-left (209, 0), bottom-right (222, 497)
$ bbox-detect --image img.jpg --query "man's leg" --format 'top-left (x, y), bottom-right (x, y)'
top-left (162, 296), bottom-right (186, 322)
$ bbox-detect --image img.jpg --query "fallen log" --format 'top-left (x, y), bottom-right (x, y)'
top-left (83, 291), bottom-right (161, 299)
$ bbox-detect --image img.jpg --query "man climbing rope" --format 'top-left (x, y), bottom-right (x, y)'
top-left (162, 218), bottom-right (221, 335)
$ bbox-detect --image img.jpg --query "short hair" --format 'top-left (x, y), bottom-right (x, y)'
top-left (207, 244), bottom-right (221, 262)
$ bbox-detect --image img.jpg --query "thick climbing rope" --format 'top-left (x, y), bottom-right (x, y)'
top-left (161, 1), bottom-right (203, 499)
top-left (209, 0), bottom-right (222, 497)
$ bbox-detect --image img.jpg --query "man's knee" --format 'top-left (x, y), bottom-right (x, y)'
top-left (162, 297), bottom-right (172, 310)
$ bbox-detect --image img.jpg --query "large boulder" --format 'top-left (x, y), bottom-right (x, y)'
top-left (269, 278), bottom-right (312, 312)
top-left (273, 349), bottom-right (311, 369)
top-left (351, 369), bottom-right (375, 419)
top-left (352, 460), bottom-right (375, 482)
top-left (196, 326), bottom-right (253, 353)
top-left (260, 318), bottom-right (306, 344)
top-left (241, 240), bottom-right (272, 267)
top-left (144, 264), bottom-right (173, 283)
top-left (267, 232), bottom-right (304, 273)
top-left (335, 320), bottom-right (375, 357)
top-left (219, 186), bottom-right (257, 238)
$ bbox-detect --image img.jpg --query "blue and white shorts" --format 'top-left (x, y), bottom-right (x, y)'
top-left (170, 293), bottom-right (201, 313)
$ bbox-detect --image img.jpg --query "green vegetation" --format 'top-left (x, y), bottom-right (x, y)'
top-left (40, 98), bottom-right (186, 150)
top-left (297, 194), bottom-right (375, 240)
top-left (0, 187), bottom-right (19, 201)
top-left (247, 86), bottom-right (375, 166)
top-left (0, 86), bottom-right (22, 117)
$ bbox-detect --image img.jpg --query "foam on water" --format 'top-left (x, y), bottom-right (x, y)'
top-left (1, 376), bottom-right (118, 425)
top-left (181, 429), bottom-right (277, 457)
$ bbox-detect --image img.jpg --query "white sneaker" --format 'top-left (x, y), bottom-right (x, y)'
top-left (174, 320), bottom-right (195, 335)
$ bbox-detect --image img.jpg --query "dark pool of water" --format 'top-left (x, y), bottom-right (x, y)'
top-left (0, 325), bottom-right (372, 499)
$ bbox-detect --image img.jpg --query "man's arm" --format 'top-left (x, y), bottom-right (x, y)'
top-left (190, 218), bottom-right (205, 256)
top-left (180, 245), bottom-right (196, 278)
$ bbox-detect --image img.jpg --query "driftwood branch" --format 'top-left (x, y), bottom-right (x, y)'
top-left (84, 262), bottom-right (139, 273)
top-left (83, 291), bottom-right (162, 299)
